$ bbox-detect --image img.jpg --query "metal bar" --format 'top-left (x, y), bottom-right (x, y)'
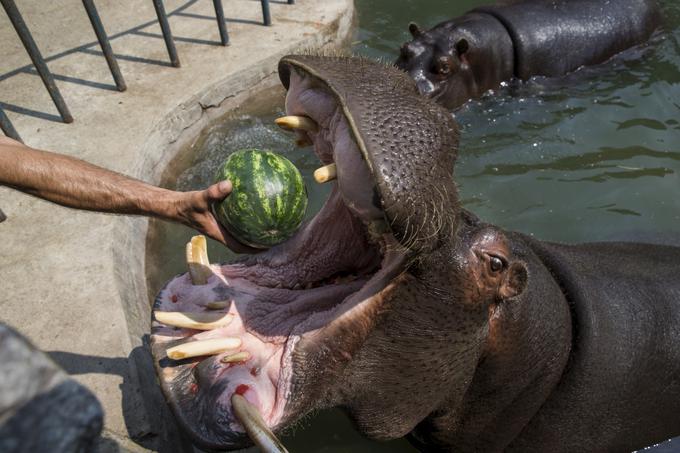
top-left (0, 106), bottom-right (22, 143)
top-left (0, 0), bottom-right (73, 123)
top-left (260, 0), bottom-right (271, 26)
top-left (287, 0), bottom-right (295, 4)
top-left (151, 0), bottom-right (180, 67)
top-left (212, 0), bottom-right (229, 46)
top-left (82, 0), bottom-right (127, 91)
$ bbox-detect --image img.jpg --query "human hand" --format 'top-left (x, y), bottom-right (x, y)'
top-left (171, 180), bottom-right (256, 254)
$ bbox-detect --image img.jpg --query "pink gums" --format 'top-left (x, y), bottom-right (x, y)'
top-left (152, 267), bottom-right (290, 428)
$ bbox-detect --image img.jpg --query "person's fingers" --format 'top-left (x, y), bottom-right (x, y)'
top-left (202, 217), bottom-right (228, 245)
top-left (206, 218), bottom-right (257, 253)
top-left (204, 180), bottom-right (232, 203)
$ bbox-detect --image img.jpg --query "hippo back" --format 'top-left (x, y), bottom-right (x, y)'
top-left (474, 0), bottom-right (661, 79)
top-left (510, 234), bottom-right (680, 452)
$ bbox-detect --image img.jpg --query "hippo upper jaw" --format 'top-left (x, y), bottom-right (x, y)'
top-left (279, 55), bottom-right (460, 254)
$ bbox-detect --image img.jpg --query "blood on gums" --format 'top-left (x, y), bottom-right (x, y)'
top-left (171, 294), bottom-right (178, 303)
top-left (189, 383), bottom-right (198, 394)
top-left (235, 384), bottom-right (250, 395)
top-left (250, 366), bottom-right (260, 377)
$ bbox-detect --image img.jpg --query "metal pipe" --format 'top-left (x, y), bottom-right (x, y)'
top-left (82, 0), bottom-right (126, 91)
top-left (287, 0), bottom-right (295, 4)
top-left (0, 106), bottom-right (22, 143)
top-left (212, 0), bottom-right (229, 46)
top-left (0, 0), bottom-right (73, 123)
top-left (260, 0), bottom-right (271, 26)
top-left (151, 0), bottom-right (180, 67)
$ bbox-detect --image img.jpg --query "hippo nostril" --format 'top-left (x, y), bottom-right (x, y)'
top-left (416, 79), bottom-right (436, 96)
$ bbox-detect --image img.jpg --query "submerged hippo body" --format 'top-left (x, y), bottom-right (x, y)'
top-left (150, 56), bottom-right (680, 452)
top-left (395, 0), bottom-right (662, 109)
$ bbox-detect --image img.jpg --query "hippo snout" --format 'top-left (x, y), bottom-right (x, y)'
top-left (412, 71), bottom-right (437, 96)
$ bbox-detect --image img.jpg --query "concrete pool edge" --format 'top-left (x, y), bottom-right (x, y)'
top-left (0, 0), bottom-right (355, 451)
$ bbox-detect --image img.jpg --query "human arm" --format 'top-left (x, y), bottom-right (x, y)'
top-left (0, 136), bottom-right (252, 253)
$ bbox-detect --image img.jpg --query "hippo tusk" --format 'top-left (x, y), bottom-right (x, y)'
top-left (186, 235), bottom-right (212, 285)
top-left (275, 115), bottom-right (319, 133)
top-left (154, 311), bottom-right (234, 330)
top-left (221, 351), bottom-right (251, 363)
top-left (231, 394), bottom-right (289, 453)
top-left (166, 338), bottom-right (241, 360)
top-left (314, 163), bottom-right (337, 183)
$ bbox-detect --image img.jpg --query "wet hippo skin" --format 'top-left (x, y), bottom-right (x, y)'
top-left (396, 0), bottom-right (662, 109)
top-left (150, 55), bottom-right (680, 452)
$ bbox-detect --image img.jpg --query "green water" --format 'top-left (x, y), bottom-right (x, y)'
top-left (146, 0), bottom-right (680, 450)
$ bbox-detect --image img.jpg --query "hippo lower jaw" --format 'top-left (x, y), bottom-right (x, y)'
top-left (150, 65), bottom-right (407, 450)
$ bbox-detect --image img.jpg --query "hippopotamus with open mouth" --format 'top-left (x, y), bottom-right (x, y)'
top-left (150, 55), bottom-right (680, 452)
top-left (395, 0), bottom-right (662, 109)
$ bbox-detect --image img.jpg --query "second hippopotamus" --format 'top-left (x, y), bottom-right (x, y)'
top-left (395, 0), bottom-right (661, 109)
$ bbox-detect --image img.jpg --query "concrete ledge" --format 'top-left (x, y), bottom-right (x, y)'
top-left (0, 0), bottom-right (354, 450)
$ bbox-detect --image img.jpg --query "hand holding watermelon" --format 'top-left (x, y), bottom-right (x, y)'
top-left (213, 149), bottom-right (308, 249)
top-left (170, 179), bottom-right (256, 253)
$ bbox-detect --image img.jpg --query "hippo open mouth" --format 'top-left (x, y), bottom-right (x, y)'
top-left (149, 55), bottom-right (453, 450)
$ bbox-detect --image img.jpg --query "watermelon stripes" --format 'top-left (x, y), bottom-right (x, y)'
top-left (214, 149), bottom-right (308, 249)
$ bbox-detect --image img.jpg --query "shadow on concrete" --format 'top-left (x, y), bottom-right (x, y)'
top-left (132, 29), bottom-right (222, 47)
top-left (175, 11), bottom-right (262, 26)
top-left (47, 335), bottom-right (195, 453)
top-left (79, 48), bottom-right (174, 68)
top-left (0, 0), bottom-right (201, 83)
top-left (0, 101), bottom-right (62, 123)
top-left (0, 0), bottom-right (275, 120)
top-left (25, 68), bottom-right (119, 92)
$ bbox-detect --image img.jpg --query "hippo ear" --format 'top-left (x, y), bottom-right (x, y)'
top-left (499, 262), bottom-right (528, 300)
top-left (408, 22), bottom-right (422, 38)
top-left (455, 38), bottom-right (469, 56)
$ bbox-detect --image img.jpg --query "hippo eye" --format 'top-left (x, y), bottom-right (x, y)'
top-left (489, 256), bottom-right (504, 273)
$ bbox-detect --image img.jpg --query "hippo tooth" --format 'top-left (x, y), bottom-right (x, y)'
top-left (186, 235), bottom-right (212, 285)
top-left (221, 351), bottom-right (251, 363)
top-left (274, 115), bottom-right (319, 133)
top-left (154, 311), bottom-right (234, 330)
top-left (313, 163), bottom-right (337, 184)
top-left (231, 394), bottom-right (289, 453)
top-left (166, 338), bottom-right (241, 360)
top-left (206, 300), bottom-right (230, 310)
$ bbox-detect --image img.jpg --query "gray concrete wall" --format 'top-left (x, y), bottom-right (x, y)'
top-left (0, 0), bottom-right (354, 450)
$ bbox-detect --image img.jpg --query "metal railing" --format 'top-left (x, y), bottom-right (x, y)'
top-left (0, 0), bottom-right (295, 142)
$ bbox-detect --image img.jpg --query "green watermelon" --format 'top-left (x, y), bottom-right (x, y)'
top-left (214, 149), bottom-right (308, 249)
